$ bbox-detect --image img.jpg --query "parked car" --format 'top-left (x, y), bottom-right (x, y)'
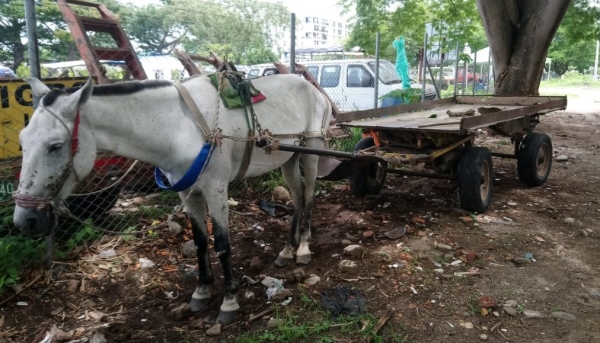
top-left (246, 59), bottom-right (438, 111)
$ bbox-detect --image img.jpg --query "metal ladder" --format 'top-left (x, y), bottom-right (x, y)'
top-left (57, 0), bottom-right (147, 84)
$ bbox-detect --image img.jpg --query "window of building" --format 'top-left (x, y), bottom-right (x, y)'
top-left (320, 65), bottom-right (340, 87)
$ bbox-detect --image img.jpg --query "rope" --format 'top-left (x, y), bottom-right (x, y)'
top-left (12, 192), bottom-right (52, 210)
top-left (69, 160), bottom-right (140, 197)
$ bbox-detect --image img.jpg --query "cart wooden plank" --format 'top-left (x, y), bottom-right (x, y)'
top-left (338, 96), bottom-right (567, 134)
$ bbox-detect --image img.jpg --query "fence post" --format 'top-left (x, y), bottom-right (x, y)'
top-left (374, 32), bottom-right (380, 109)
top-left (453, 41), bottom-right (459, 97)
top-left (24, 0), bottom-right (41, 108)
top-left (290, 13), bottom-right (296, 74)
top-left (25, 0), bottom-right (54, 268)
top-left (472, 50), bottom-right (477, 95)
top-left (421, 32), bottom-right (428, 102)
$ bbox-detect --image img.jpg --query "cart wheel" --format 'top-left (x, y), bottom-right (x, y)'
top-left (349, 137), bottom-right (387, 197)
top-left (457, 147), bottom-right (493, 213)
top-left (517, 132), bottom-right (552, 187)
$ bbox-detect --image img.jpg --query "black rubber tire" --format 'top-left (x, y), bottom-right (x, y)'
top-left (349, 137), bottom-right (387, 197)
top-left (517, 132), bottom-right (552, 187)
top-left (457, 147), bottom-right (493, 213)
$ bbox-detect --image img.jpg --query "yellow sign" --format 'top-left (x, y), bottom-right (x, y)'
top-left (0, 78), bottom-right (90, 160)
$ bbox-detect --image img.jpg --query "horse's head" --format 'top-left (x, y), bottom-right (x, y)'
top-left (13, 78), bottom-right (96, 237)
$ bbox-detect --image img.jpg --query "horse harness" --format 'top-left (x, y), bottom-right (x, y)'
top-left (173, 72), bottom-right (329, 183)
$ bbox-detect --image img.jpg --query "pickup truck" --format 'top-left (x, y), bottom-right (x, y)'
top-left (0, 77), bottom-right (152, 218)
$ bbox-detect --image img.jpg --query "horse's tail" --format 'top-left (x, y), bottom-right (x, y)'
top-left (319, 92), bottom-right (334, 140)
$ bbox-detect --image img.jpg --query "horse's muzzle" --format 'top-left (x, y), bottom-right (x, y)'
top-left (13, 205), bottom-right (57, 237)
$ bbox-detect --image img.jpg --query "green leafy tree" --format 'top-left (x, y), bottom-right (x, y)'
top-left (121, 3), bottom-right (188, 54)
top-left (343, 0), bottom-right (588, 95)
top-left (476, 1), bottom-right (573, 95)
top-left (0, 0), bottom-right (65, 69)
top-left (173, 0), bottom-right (289, 64)
top-left (547, 28), bottom-right (596, 76)
top-left (339, 0), bottom-right (483, 67)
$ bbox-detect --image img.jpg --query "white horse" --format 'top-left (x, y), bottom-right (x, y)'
top-left (13, 74), bottom-right (332, 324)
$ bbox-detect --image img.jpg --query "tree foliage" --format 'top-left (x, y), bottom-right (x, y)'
top-left (0, 0), bottom-right (289, 69)
top-left (339, 0), bottom-right (485, 66)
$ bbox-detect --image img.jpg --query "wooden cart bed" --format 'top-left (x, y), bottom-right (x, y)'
top-left (337, 95), bottom-right (567, 134)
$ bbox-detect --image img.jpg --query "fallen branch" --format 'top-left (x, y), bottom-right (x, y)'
top-left (248, 307), bottom-right (275, 322)
top-left (0, 274), bottom-right (43, 307)
top-left (363, 308), bottom-right (394, 343)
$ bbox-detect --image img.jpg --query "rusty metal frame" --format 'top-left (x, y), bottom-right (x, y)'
top-left (57, 0), bottom-right (147, 84)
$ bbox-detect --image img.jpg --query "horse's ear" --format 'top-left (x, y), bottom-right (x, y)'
top-left (62, 78), bottom-right (94, 117)
top-left (24, 77), bottom-right (51, 97)
top-left (77, 78), bottom-right (94, 106)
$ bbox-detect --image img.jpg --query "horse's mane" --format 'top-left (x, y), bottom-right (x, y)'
top-left (42, 79), bottom-right (173, 107)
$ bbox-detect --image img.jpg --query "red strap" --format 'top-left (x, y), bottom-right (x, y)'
top-left (71, 110), bottom-right (80, 157)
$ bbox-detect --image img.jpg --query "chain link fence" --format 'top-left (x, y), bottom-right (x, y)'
top-left (0, 53), bottom-right (276, 293)
top-left (0, 0), bottom-right (497, 295)
top-left (0, 55), bottom-right (489, 292)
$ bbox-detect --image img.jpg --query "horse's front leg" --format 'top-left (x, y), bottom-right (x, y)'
top-left (205, 182), bottom-right (239, 325)
top-left (181, 192), bottom-right (215, 312)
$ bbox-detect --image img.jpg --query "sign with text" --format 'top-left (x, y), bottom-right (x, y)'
top-left (0, 78), bottom-right (90, 159)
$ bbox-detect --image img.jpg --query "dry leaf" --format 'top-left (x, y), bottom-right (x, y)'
top-left (535, 236), bottom-right (546, 242)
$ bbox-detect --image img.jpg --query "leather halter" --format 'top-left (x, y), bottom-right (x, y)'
top-left (12, 107), bottom-right (82, 212)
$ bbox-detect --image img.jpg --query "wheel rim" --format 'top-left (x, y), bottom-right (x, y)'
top-left (480, 160), bottom-right (491, 202)
top-left (536, 143), bottom-right (550, 177)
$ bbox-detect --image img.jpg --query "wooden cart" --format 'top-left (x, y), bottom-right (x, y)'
top-left (276, 95), bottom-right (567, 213)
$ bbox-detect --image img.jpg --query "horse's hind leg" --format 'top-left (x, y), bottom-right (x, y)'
top-left (296, 142), bottom-right (320, 265)
top-left (204, 181), bottom-right (239, 325)
top-left (275, 153), bottom-right (304, 267)
top-left (181, 191), bottom-right (214, 312)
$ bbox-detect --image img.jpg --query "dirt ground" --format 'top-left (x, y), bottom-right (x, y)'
top-left (2, 107), bottom-right (600, 343)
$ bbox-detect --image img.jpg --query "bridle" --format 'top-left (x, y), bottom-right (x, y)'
top-left (12, 105), bottom-right (82, 215)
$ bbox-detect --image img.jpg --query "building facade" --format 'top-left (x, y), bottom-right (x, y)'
top-left (298, 16), bottom-right (350, 47)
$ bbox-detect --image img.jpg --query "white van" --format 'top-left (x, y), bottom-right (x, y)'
top-left (246, 59), bottom-right (437, 111)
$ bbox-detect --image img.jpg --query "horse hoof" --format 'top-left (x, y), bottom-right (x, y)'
top-left (189, 297), bottom-right (211, 312)
top-left (274, 255), bottom-right (291, 267)
top-left (216, 310), bottom-right (237, 325)
top-left (296, 254), bottom-right (312, 265)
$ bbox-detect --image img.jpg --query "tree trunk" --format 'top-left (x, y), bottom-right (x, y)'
top-left (476, 0), bottom-right (572, 95)
top-left (13, 41), bottom-right (25, 72)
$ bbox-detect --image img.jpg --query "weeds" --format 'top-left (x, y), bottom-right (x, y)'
top-left (0, 235), bottom-right (45, 290)
top-left (235, 285), bottom-right (392, 343)
top-left (329, 127), bottom-right (363, 153)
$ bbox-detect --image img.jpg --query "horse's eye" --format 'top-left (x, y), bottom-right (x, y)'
top-left (48, 143), bottom-right (64, 153)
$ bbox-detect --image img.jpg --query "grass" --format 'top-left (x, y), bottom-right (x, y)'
top-left (234, 286), bottom-right (411, 343)
top-left (540, 72), bottom-right (600, 88)
top-left (0, 204), bottom-right (108, 292)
